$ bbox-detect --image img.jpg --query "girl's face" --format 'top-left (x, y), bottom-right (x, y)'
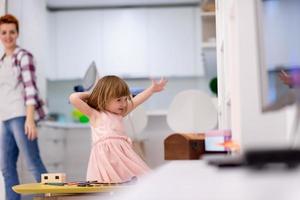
top-left (106, 96), bottom-right (128, 115)
top-left (0, 23), bottom-right (18, 50)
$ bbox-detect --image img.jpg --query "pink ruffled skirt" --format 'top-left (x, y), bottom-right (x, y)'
top-left (86, 136), bottom-right (150, 183)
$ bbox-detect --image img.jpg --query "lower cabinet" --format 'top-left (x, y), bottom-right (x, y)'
top-left (18, 125), bottom-right (91, 183)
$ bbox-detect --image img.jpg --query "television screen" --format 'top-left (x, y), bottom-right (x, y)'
top-left (257, 0), bottom-right (300, 112)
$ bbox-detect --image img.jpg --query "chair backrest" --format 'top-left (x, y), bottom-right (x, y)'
top-left (123, 106), bottom-right (148, 141)
top-left (167, 89), bottom-right (218, 133)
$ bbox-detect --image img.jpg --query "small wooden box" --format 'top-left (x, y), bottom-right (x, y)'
top-left (41, 173), bottom-right (66, 184)
top-left (164, 133), bottom-right (205, 160)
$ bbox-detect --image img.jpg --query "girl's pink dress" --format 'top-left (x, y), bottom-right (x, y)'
top-left (86, 111), bottom-right (150, 183)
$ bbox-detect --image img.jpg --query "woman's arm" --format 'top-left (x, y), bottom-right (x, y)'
top-left (69, 92), bottom-right (94, 118)
top-left (126, 78), bottom-right (167, 114)
top-left (19, 51), bottom-right (40, 140)
top-left (24, 105), bottom-right (37, 141)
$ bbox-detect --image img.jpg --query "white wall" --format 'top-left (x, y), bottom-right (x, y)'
top-left (8, 0), bottom-right (50, 98)
top-left (219, 0), bottom-right (288, 150)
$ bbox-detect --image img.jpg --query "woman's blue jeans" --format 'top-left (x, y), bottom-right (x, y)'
top-left (0, 116), bottom-right (47, 200)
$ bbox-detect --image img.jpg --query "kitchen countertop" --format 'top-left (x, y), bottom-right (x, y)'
top-left (39, 121), bottom-right (90, 129)
top-left (39, 109), bottom-right (168, 129)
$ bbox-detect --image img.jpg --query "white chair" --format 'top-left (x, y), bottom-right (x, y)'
top-left (124, 106), bottom-right (148, 140)
top-left (167, 89), bottom-right (218, 133)
top-left (124, 106), bottom-right (148, 159)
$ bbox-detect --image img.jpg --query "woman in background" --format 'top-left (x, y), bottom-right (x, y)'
top-left (0, 14), bottom-right (47, 200)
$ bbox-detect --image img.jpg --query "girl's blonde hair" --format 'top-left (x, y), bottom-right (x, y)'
top-left (87, 75), bottom-right (132, 113)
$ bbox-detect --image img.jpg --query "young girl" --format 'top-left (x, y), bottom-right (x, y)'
top-left (69, 75), bottom-right (167, 183)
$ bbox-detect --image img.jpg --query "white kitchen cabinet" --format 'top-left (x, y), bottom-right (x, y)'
top-left (38, 129), bottom-right (66, 170)
top-left (64, 128), bottom-right (91, 181)
top-left (101, 9), bottom-right (148, 77)
top-left (147, 7), bottom-right (202, 77)
top-left (18, 125), bottom-right (91, 183)
top-left (54, 11), bottom-right (102, 80)
top-left (50, 6), bottom-right (204, 79)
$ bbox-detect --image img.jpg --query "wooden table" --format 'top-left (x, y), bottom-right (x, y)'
top-left (12, 183), bottom-right (127, 200)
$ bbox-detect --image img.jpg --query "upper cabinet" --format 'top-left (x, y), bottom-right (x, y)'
top-left (101, 9), bottom-right (148, 77)
top-left (53, 11), bottom-right (102, 79)
top-left (147, 8), bottom-right (202, 77)
top-left (48, 6), bottom-right (204, 80)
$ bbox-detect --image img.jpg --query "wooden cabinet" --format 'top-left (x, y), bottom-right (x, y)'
top-left (164, 133), bottom-right (205, 160)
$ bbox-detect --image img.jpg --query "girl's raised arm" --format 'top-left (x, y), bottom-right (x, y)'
top-left (69, 92), bottom-right (94, 118)
top-left (126, 78), bottom-right (167, 114)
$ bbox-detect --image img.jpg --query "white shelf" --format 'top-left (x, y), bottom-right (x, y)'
top-left (40, 121), bottom-right (89, 129)
top-left (202, 42), bottom-right (216, 48)
top-left (146, 109), bottom-right (168, 116)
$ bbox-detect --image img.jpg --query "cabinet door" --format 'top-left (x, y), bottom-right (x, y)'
top-left (55, 11), bottom-right (102, 79)
top-left (147, 7), bottom-right (203, 77)
top-left (38, 127), bottom-right (66, 173)
top-left (52, 7), bottom-right (203, 79)
top-left (101, 9), bottom-right (148, 77)
top-left (64, 128), bottom-right (91, 181)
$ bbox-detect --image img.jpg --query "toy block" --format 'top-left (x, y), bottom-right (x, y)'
top-left (41, 173), bottom-right (66, 184)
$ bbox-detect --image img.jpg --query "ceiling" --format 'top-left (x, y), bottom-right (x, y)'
top-left (46, 0), bottom-right (202, 10)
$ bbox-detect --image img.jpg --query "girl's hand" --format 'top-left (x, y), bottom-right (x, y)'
top-left (25, 118), bottom-right (38, 141)
top-left (150, 78), bottom-right (168, 93)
